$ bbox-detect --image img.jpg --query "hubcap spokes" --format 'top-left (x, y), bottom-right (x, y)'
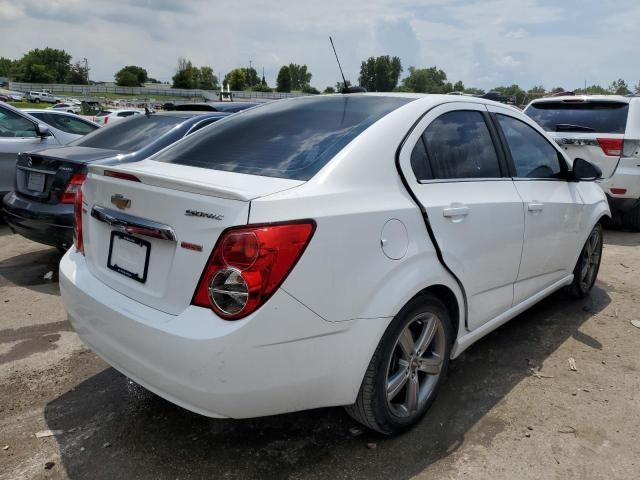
top-left (386, 313), bottom-right (445, 418)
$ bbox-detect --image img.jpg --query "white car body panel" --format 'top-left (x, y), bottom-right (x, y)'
top-left (60, 93), bottom-right (610, 419)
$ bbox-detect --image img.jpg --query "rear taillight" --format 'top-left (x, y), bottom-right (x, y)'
top-left (103, 116), bottom-right (108, 125)
top-left (73, 186), bottom-right (84, 254)
top-left (597, 138), bottom-right (623, 157)
top-left (61, 173), bottom-right (86, 204)
top-left (192, 221), bottom-right (316, 320)
top-left (610, 188), bottom-right (627, 195)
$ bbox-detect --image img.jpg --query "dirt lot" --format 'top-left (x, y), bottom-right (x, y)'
top-left (1, 223), bottom-right (639, 480)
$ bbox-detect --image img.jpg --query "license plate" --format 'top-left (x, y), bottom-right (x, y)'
top-left (107, 231), bottom-right (150, 283)
top-left (27, 172), bottom-right (45, 192)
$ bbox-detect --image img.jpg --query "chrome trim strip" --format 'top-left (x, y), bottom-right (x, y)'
top-left (91, 205), bottom-right (176, 241)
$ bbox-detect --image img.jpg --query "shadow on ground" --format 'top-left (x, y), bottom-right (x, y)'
top-left (0, 248), bottom-right (63, 292)
top-left (44, 285), bottom-right (610, 480)
top-left (603, 229), bottom-right (640, 247)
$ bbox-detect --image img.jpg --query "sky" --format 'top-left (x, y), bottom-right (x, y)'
top-left (1, 0), bottom-right (639, 91)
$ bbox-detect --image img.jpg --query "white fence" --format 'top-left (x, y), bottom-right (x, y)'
top-left (9, 82), bottom-right (309, 101)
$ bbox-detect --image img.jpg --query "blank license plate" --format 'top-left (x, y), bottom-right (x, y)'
top-left (27, 172), bottom-right (45, 192)
top-left (107, 232), bottom-right (150, 283)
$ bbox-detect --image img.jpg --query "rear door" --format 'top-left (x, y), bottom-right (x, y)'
top-left (490, 104), bottom-right (585, 303)
top-left (525, 99), bottom-right (629, 178)
top-left (399, 102), bottom-right (525, 330)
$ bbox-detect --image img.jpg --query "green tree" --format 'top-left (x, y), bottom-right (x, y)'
top-left (288, 63), bottom-right (312, 91)
top-left (198, 66), bottom-right (218, 90)
top-left (224, 68), bottom-right (246, 91)
top-left (0, 57), bottom-right (21, 79)
top-left (115, 65), bottom-right (148, 87)
top-left (252, 81), bottom-right (272, 92)
top-left (302, 84), bottom-right (320, 94)
top-left (609, 78), bottom-right (630, 95)
top-left (323, 86), bottom-right (336, 94)
top-left (276, 65), bottom-right (291, 92)
top-left (453, 80), bottom-right (465, 92)
top-left (402, 66), bottom-right (448, 93)
top-left (493, 84), bottom-right (526, 104)
top-left (18, 47), bottom-right (72, 83)
top-left (358, 55), bottom-right (402, 92)
top-left (464, 87), bottom-right (485, 95)
top-left (635, 81), bottom-right (640, 95)
top-left (172, 58), bottom-right (197, 89)
top-left (66, 60), bottom-right (89, 84)
top-left (240, 67), bottom-right (258, 88)
top-left (575, 84), bottom-right (608, 95)
top-left (527, 85), bottom-right (546, 95)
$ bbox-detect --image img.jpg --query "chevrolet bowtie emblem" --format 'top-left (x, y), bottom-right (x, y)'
top-left (111, 194), bottom-right (131, 210)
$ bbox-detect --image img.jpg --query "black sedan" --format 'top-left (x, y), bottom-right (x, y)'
top-left (2, 111), bottom-right (229, 250)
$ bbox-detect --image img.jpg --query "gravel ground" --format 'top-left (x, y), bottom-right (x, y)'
top-left (1, 223), bottom-right (639, 480)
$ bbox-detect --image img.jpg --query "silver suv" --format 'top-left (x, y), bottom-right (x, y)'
top-left (525, 95), bottom-right (640, 230)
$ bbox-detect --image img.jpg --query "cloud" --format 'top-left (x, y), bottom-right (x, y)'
top-left (0, 0), bottom-right (637, 90)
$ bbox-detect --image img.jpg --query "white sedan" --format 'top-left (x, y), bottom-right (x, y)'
top-left (60, 94), bottom-right (609, 435)
top-left (92, 109), bottom-right (142, 126)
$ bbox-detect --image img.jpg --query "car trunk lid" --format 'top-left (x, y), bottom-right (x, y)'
top-left (16, 146), bottom-right (120, 204)
top-left (81, 161), bottom-right (304, 315)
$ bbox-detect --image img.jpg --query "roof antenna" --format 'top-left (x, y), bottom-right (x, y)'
top-left (329, 36), bottom-right (366, 94)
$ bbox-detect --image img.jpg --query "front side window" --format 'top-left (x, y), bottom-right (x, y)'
top-left (0, 107), bottom-right (37, 138)
top-left (421, 110), bottom-right (501, 179)
top-left (497, 114), bottom-right (564, 179)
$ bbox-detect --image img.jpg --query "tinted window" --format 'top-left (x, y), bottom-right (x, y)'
top-left (72, 115), bottom-right (181, 151)
top-left (525, 101), bottom-right (628, 133)
top-left (497, 114), bottom-right (563, 179)
top-left (422, 110), bottom-right (501, 179)
top-left (410, 137), bottom-right (432, 181)
top-left (0, 107), bottom-right (37, 138)
top-left (154, 96), bottom-right (414, 180)
top-left (29, 112), bottom-right (98, 135)
top-left (117, 111), bottom-right (138, 118)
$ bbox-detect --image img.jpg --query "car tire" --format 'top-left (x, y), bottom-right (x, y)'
top-left (622, 205), bottom-right (640, 232)
top-left (34, 98), bottom-right (40, 103)
top-left (345, 293), bottom-right (452, 435)
top-left (569, 223), bottom-right (603, 298)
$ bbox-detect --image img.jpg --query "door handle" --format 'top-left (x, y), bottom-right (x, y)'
top-left (527, 202), bottom-right (544, 212)
top-left (443, 206), bottom-right (470, 218)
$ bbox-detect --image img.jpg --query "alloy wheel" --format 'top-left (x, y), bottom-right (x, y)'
top-left (385, 312), bottom-right (446, 418)
top-left (580, 228), bottom-right (601, 290)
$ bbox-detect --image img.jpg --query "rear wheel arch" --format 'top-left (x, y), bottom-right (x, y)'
top-left (412, 284), bottom-right (461, 345)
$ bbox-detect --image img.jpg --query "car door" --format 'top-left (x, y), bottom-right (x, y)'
top-left (0, 105), bottom-right (58, 195)
top-left (488, 104), bottom-right (585, 304)
top-left (399, 103), bottom-right (525, 330)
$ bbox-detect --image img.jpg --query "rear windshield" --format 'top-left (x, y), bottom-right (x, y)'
top-left (153, 96), bottom-right (413, 180)
top-left (525, 101), bottom-right (629, 134)
top-left (72, 115), bottom-right (181, 151)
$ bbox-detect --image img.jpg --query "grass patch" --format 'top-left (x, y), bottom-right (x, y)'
top-left (7, 101), bottom-right (50, 109)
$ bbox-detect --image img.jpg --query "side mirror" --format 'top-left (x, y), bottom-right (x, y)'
top-left (572, 157), bottom-right (601, 181)
top-left (36, 123), bottom-right (51, 137)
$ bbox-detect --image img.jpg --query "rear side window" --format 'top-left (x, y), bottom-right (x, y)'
top-left (29, 112), bottom-right (98, 135)
top-left (525, 101), bottom-right (629, 133)
top-left (497, 114), bottom-right (563, 179)
top-left (153, 96), bottom-right (414, 180)
top-left (72, 115), bottom-right (180, 151)
top-left (419, 110), bottom-right (501, 180)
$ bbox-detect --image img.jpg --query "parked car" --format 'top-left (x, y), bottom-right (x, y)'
top-left (525, 95), bottom-right (640, 230)
top-left (58, 94), bottom-right (608, 435)
top-left (25, 91), bottom-right (58, 104)
top-left (50, 102), bottom-right (81, 114)
top-left (92, 109), bottom-right (142, 126)
top-left (3, 111), bottom-right (229, 249)
top-left (22, 109), bottom-right (99, 136)
top-left (0, 101), bottom-right (82, 201)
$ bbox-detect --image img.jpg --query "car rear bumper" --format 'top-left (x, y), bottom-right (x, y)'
top-left (2, 192), bottom-right (73, 248)
top-left (59, 249), bottom-right (389, 419)
top-left (599, 157), bottom-right (640, 210)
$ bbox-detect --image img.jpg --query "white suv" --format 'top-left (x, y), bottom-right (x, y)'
top-left (60, 94), bottom-right (609, 434)
top-left (525, 95), bottom-right (640, 230)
